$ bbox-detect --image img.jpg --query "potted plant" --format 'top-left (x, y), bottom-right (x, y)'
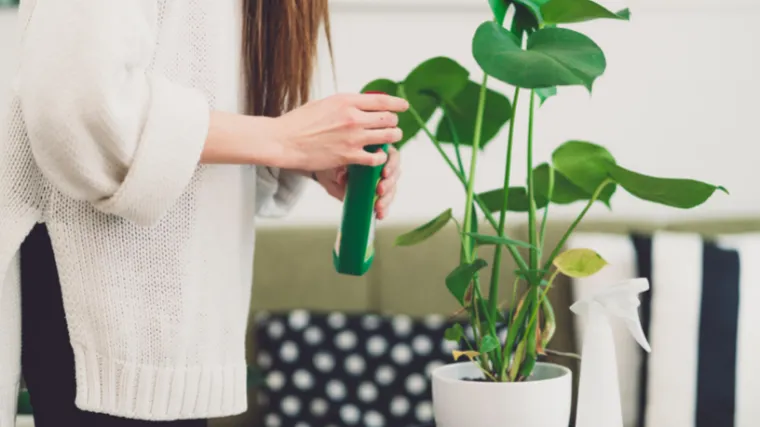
top-left (361, 0), bottom-right (726, 426)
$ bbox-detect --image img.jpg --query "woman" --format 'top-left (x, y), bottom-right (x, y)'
top-left (0, 0), bottom-right (407, 426)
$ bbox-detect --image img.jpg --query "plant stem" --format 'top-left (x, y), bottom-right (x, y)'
top-left (527, 269), bottom-right (560, 330)
top-left (488, 87), bottom-right (521, 324)
top-left (539, 164), bottom-right (555, 261)
top-left (443, 108), bottom-right (466, 176)
top-left (462, 75), bottom-right (489, 262)
top-left (509, 277), bottom-right (520, 323)
top-left (541, 178), bottom-right (615, 273)
top-left (398, 85), bottom-right (531, 276)
top-left (526, 90), bottom-right (538, 274)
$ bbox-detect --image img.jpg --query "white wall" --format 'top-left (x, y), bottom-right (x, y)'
top-left (1, 1), bottom-right (758, 228)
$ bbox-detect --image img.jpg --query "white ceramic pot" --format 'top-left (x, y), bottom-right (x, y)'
top-left (432, 361), bottom-right (572, 427)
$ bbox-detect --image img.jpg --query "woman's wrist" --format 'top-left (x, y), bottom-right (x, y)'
top-left (200, 111), bottom-right (296, 169)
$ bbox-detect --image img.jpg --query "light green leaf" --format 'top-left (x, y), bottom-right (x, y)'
top-left (473, 23), bottom-right (606, 91)
top-left (395, 209), bottom-right (453, 246)
top-left (553, 248), bottom-right (608, 278)
top-left (436, 80), bottom-right (512, 149)
top-left (445, 323), bottom-right (465, 342)
top-left (606, 163), bottom-right (728, 209)
top-left (552, 141), bottom-right (617, 205)
top-left (542, 0), bottom-right (631, 25)
top-left (467, 232), bottom-right (536, 249)
top-left (446, 259), bottom-right (488, 305)
top-left (480, 335), bottom-right (500, 353)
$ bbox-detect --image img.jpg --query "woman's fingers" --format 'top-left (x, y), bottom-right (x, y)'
top-left (382, 146), bottom-right (400, 179)
top-left (361, 111), bottom-right (399, 129)
top-left (351, 150), bottom-right (389, 167)
top-left (376, 185), bottom-right (397, 219)
top-left (352, 93), bottom-right (409, 112)
top-left (360, 128), bottom-right (403, 147)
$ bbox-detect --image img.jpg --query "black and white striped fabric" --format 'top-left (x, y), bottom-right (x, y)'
top-left (568, 232), bottom-right (760, 427)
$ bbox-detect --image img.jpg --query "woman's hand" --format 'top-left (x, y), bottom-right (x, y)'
top-left (272, 93), bottom-right (408, 171)
top-left (314, 145), bottom-right (401, 219)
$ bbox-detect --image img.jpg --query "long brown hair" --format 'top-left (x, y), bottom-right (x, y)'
top-left (242, 0), bottom-right (332, 117)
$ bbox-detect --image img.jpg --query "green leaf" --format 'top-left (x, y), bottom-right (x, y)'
top-left (396, 57), bottom-right (470, 148)
top-left (552, 141), bottom-right (617, 197)
top-left (489, 0), bottom-right (509, 24)
top-left (467, 232), bottom-right (535, 249)
top-left (533, 162), bottom-right (607, 206)
top-left (446, 259), bottom-right (488, 305)
top-left (444, 323), bottom-right (465, 342)
top-left (553, 248), bottom-right (608, 278)
top-left (478, 187), bottom-right (549, 213)
top-left (394, 209), bottom-right (453, 246)
top-left (473, 23), bottom-right (607, 91)
top-left (513, 0), bottom-right (550, 22)
top-left (535, 87), bottom-right (557, 105)
top-left (404, 56), bottom-right (470, 104)
top-left (617, 8), bottom-right (631, 20)
top-left (480, 335), bottom-right (500, 353)
top-left (541, 0), bottom-right (631, 25)
top-left (606, 163), bottom-right (728, 209)
top-left (511, 3), bottom-right (540, 40)
top-left (436, 81), bottom-right (512, 149)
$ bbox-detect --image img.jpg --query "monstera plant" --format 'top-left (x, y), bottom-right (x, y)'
top-left (362, 0), bottom-right (725, 385)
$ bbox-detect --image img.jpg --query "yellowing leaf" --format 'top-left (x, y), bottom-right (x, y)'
top-left (452, 350), bottom-right (481, 362)
top-left (552, 248), bottom-right (608, 278)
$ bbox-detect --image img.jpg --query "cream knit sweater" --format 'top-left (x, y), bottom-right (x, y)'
top-left (0, 1), bottom-right (314, 424)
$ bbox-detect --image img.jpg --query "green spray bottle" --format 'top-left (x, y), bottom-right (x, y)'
top-left (333, 91), bottom-right (389, 276)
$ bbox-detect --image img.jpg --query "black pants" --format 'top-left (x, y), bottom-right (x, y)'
top-left (20, 224), bottom-right (207, 427)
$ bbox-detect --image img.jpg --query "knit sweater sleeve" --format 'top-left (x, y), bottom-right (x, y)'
top-left (17, 1), bottom-right (210, 227)
top-left (255, 167), bottom-right (307, 218)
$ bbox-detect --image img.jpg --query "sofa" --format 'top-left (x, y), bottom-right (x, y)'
top-left (210, 216), bottom-right (760, 427)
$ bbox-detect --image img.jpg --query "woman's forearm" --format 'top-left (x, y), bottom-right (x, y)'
top-left (200, 111), bottom-right (293, 168)
top-left (200, 93), bottom-right (407, 172)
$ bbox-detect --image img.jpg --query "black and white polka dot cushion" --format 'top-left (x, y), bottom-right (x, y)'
top-left (252, 310), bottom-right (507, 427)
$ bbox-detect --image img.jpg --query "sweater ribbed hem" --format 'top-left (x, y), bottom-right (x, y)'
top-left (72, 344), bottom-right (247, 421)
top-left (0, 381), bottom-right (19, 427)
